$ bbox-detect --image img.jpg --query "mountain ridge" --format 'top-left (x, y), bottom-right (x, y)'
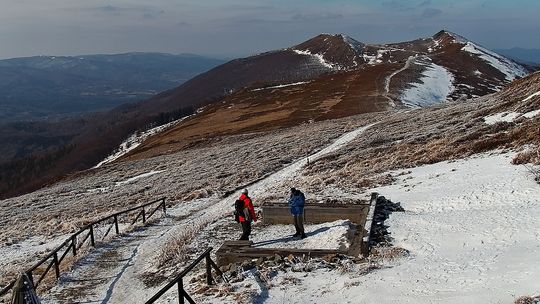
top-left (1, 30), bottom-right (536, 199)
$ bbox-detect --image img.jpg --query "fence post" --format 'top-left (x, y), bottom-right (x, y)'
top-left (114, 215), bottom-right (120, 234)
top-left (53, 252), bottom-right (60, 279)
top-left (72, 235), bottom-right (77, 256)
top-left (90, 224), bottom-right (95, 246)
top-left (26, 271), bottom-right (34, 289)
top-left (162, 198), bottom-right (166, 214)
top-left (205, 254), bottom-right (213, 285)
top-left (178, 278), bottom-right (185, 304)
top-left (142, 208), bottom-right (146, 223)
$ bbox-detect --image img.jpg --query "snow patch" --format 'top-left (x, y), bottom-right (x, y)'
top-left (251, 81), bottom-right (309, 92)
top-left (401, 62), bottom-right (455, 107)
top-left (484, 110), bottom-right (540, 124)
top-left (462, 42), bottom-right (528, 81)
top-left (523, 109), bottom-right (540, 118)
top-left (251, 220), bottom-right (351, 250)
top-left (484, 112), bottom-right (521, 124)
top-left (362, 53), bottom-right (381, 65)
top-left (292, 49), bottom-right (339, 70)
top-left (93, 115), bottom-right (193, 168)
top-left (522, 91), bottom-right (540, 102)
top-left (115, 170), bottom-right (164, 186)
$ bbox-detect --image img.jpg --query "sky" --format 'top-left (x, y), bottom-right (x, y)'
top-left (1, 0), bottom-right (539, 59)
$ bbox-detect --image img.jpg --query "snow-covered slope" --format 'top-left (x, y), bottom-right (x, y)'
top-left (401, 60), bottom-right (455, 107)
top-left (247, 153), bottom-right (540, 304)
top-left (462, 42), bottom-right (528, 81)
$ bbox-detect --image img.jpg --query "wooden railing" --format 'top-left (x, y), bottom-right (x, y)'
top-left (0, 197), bottom-right (167, 297)
top-left (146, 248), bottom-right (225, 304)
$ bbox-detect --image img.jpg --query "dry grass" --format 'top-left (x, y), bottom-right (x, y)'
top-left (293, 87), bottom-right (540, 194)
top-left (514, 295), bottom-right (540, 304)
top-left (370, 246), bottom-right (410, 261)
top-left (155, 224), bottom-right (202, 269)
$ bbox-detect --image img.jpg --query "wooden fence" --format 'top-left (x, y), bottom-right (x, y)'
top-left (145, 247), bottom-right (225, 304)
top-left (0, 197), bottom-right (167, 298)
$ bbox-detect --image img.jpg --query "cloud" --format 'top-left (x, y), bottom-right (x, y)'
top-left (143, 10), bottom-right (165, 19)
top-left (382, 0), bottom-right (436, 12)
top-left (86, 5), bottom-right (165, 19)
top-left (421, 8), bottom-right (443, 18)
top-left (291, 13), bottom-right (344, 21)
top-left (381, 0), bottom-right (415, 11)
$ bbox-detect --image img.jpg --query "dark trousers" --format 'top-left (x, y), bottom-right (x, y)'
top-left (293, 214), bottom-right (305, 235)
top-left (240, 221), bottom-right (251, 240)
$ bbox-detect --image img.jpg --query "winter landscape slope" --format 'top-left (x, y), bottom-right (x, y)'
top-left (1, 54), bottom-right (539, 303)
top-left (1, 30), bottom-right (533, 200)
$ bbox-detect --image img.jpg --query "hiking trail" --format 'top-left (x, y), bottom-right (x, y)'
top-left (41, 123), bottom-right (375, 303)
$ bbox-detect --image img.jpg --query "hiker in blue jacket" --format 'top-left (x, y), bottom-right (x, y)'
top-left (288, 187), bottom-right (306, 238)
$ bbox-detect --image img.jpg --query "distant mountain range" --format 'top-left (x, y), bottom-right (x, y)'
top-left (0, 53), bottom-right (225, 123)
top-left (494, 48), bottom-right (540, 66)
top-left (1, 30), bottom-right (537, 199)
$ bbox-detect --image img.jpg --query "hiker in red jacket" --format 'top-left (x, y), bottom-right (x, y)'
top-left (238, 189), bottom-right (257, 240)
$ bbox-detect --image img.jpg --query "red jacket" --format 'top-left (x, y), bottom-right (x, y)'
top-left (238, 194), bottom-right (257, 222)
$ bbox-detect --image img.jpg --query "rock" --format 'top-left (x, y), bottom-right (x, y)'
top-left (241, 260), bottom-right (255, 271)
top-left (219, 265), bottom-right (230, 273)
top-left (322, 254), bottom-right (337, 263)
top-left (274, 254), bottom-right (283, 263)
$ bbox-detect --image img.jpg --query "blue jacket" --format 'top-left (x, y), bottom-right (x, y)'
top-left (288, 191), bottom-right (305, 215)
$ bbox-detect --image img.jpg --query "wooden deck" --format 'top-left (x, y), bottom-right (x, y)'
top-left (216, 193), bottom-right (379, 266)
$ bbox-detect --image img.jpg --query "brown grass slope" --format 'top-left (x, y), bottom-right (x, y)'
top-left (122, 64), bottom-right (394, 161)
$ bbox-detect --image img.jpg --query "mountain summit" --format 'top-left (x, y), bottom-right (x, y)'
top-left (292, 33), bottom-right (365, 70)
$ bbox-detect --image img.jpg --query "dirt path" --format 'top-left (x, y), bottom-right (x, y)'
top-left (383, 56), bottom-right (415, 107)
top-left (40, 123), bottom-right (375, 304)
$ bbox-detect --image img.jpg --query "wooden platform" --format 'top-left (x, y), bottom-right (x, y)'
top-left (215, 240), bottom-right (346, 266)
top-left (216, 193), bottom-right (379, 266)
top-left (261, 202), bottom-right (370, 225)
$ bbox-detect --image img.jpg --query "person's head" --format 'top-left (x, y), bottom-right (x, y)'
top-left (241, 189), bottom-right (249, 195)
top-left (290, 187), bottom-right (296, 194)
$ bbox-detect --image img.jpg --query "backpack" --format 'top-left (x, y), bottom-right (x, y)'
top-left (234, 199), bottom-right (245, 222)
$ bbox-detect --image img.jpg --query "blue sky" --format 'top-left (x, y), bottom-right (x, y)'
top-left (1, 0), bottom-right (539, 59)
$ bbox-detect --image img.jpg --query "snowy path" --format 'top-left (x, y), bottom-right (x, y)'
top-left (261, 153), bottom-right (540, 303)
top-left (383, 56), bottom-right (415, 107)
top-left (41, 123), bottom-right (375, 303)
